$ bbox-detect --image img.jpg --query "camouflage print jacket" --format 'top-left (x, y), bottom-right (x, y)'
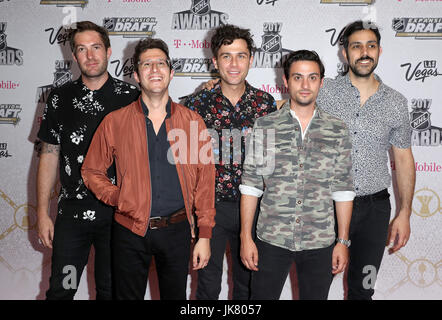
top-left (241, 101), bottom-right (353, 251)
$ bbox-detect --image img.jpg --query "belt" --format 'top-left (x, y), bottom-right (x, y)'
top-left (354, 189), bottom-right (390, 202)
top-left (148, 208), bottom-right (187, 230)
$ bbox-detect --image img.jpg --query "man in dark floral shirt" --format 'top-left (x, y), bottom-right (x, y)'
top-left (184, 24), bottom-right (276, 300)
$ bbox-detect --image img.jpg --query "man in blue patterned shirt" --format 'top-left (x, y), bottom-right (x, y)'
top-left (319, 21), bottom-right (416, 300)
top-left (184, 24), bottom-right (277, 300)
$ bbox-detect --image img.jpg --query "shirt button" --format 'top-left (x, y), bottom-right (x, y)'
top-left (356, 113), bottom-right (359, 117)
top-left (295, 127), bottom-right (299, 131)
top-left (354, 131), bottom-right (357, 135)
top-left (299, 163), bottom-right (303, 168)
top-left (296, 218), bottom-right (301, 223)
top-left (297, 200), bottom-right (302, 205)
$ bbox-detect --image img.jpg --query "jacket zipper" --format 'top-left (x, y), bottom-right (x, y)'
top-left (168, 117), bottom-right (194, 235)
top-left (143, 114), bottom-right (153, 237)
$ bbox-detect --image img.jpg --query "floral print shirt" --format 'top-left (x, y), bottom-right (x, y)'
top-left (38, 74), bottom-right (139, 206)
top-left (184, 81), bottom-right (276, 202)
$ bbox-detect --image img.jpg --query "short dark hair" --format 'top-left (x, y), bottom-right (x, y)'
top-left (283, 50), bottom-right (325, 80)
top-left (340, 20), bottom-right (381, 50)
top-left (132, 38), bottom-right (171, 74)
top-left (211, 24), bottom-right (255, 58)
top-left (68, 21), bottom-right (111, 52)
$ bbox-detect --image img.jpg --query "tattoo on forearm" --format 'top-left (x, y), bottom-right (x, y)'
top-left (41, 142), bottom-right (60, 155)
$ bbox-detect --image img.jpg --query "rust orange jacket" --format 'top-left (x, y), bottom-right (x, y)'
top-left (81, 97), bottom-right (216, 238)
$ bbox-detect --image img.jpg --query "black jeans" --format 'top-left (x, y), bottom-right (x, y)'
top-left (112, 219), bottom-right (191, 300)
top-left (251, 238), bottom-right (334, 300)
top-left (347, 189), bottom-right (391, 300)
top-left (46, 201), bottom-right (113, 300)
top-left (196, 201), bottom-right (254, 300)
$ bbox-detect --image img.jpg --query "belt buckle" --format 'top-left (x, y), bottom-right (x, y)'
top-left (149, 216), bottom-right (162, 230)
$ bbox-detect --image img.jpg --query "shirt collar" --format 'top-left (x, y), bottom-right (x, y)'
top-left (281, 100), bottom-right (324, 119)
top-left (212, 80), bottom-right (253, 102)
top-left (75, 72), bottom-right (114, 93)
top-left (340, 72), bottom-right (387, 95)
top-left (140, 97), bottom-right (172, 119)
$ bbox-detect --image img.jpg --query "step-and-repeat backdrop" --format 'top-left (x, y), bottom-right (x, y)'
top-left (0, 0), bottom-right (441, 300)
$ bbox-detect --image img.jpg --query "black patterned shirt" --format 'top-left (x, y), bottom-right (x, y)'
top-left (317, 74), bottom-right (411, 196)
top-left (38, 74), bottom-right (139, 209)
top-left (184, 81), bottom-right (277, 202)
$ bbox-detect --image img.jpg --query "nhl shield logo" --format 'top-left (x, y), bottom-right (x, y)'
top-left (191, 0), bottom-right (211, 16)
top-left (103, 18), bottom-right (115, 31)
top-left (392, 18), bottom-right (406, 32)
top-left (0, 32), bottom-right (6, 51)
top-left (261, 34), bottom-right (281, 53)
top-left (172, 59), bottom-right (183, 72)
top-left (410, 109), bottom-right (431, 132)
top-left (53, 70), bottom-right (72, 88)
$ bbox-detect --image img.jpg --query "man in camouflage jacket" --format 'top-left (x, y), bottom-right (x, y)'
top-left (239, 50), bottom-right (355, 300)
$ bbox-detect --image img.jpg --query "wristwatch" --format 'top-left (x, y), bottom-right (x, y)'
top-left (336, 238), bottom-right (351, 248)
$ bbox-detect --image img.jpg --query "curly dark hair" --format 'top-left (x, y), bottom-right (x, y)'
top-left (132, 38), bottom-right (171, 74)
top-left (68, 21), bottom-right (111, 53)
top-left (211, 24), bottom-right (255, 58)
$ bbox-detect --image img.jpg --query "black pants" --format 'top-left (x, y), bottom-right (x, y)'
top-left (251, 238), bottom-right (334, 300)
top-left (112, 219), bottom-right (191, 300)
top-left (46, 201), bottom-right (113, 300)
top-left (196, 201), bottom-right (253, 300)
top-left (347, 190), bottom-right (391, 300)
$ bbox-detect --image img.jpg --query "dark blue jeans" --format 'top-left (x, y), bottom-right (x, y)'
top-left (112, 219), bottom-right (191, 300)
top-left (250, 238), bottom-right (334, 300)
top-left (46, 201), bottom-right (113, 300)
top-left (196, 201), bottom-right (254, 300)
top-left (347, 190), bottom-right (391, 300)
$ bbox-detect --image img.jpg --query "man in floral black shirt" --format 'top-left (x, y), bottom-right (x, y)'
top-left (184, 24), bottom-right (276, 300)
top-left (36, 21), bottom-right (139, 300)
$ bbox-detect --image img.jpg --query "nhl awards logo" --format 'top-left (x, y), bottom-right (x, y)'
top-left (320, 0), bottom-right (374, 5)
top-left (392, 18), bottom-right (442, 40)
top-left (36, 60), bottom-right (73, 103)
top-left (0, 22), bottom-right (23, 66)
top-left (172, 0), bottom-right (229, 30)
top-left (410, 98), bottom-right (442, 147)
top-left (171, 58), bottom-right (218, 79)
top-left (253, 22), bottom-right (293, 68)
top-left (104, 17), bottom-right (157, 38)
top-left (40, 0), bottom-right (87, 7)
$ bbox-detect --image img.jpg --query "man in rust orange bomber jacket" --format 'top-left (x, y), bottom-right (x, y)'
top-left (81, 38), bottom-right (216, 300)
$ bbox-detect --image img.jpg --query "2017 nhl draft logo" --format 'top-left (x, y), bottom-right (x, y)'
top-left (36, 60), bottom-right (73, 103)
top-left (320, 0), bottom-right (374, 5)
top-left (104, 17), bottom-right (157, 38)
top-left (0, 104), bottom-right (21, 125)
top-left (40, 0), bottom-right (87, 7)
top-left (410, 98), bottom-right (442, 147)
top-left (171, 58), bottom-right (218, 79)
top-left (392, 18), bottom-right (442, 39)
top-left (172, 0), bottom-right (229, 30)
top-left (252, 22), bottom-right (293, 68)
top-left (0, 22), bottom-right (23, 66)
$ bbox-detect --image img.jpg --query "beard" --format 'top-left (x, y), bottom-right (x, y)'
top-left (348, 56), bottom-right (378, 78)
top-left (78, 59), bottom-right (108, 79)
